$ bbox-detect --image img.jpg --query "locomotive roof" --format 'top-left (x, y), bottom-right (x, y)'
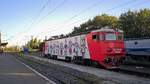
top-left (92, 27), bottom-right (123, 33)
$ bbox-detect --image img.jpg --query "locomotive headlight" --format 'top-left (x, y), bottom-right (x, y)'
top-left (105, 57), bottom-right (112, 63)
top-left (122, 48), bottom-right (125, 52)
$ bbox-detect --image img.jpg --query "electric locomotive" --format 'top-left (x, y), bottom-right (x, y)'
top-left (43, 27), bottom-right (125, 69)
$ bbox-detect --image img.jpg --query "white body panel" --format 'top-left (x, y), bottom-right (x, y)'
top-left (125, 39), bottom-right (150, 56)
top-left (45, 35), bottom-right (90, 60)
top-left (44, 41), bottom-right (49, 55)
top-left (125, 39), bottom-right (150, 49)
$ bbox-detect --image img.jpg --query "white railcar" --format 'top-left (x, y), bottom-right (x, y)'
top-left (125, 39), bottom-right (150, 55)
top-left (125, 39), bottom-right (150, 62)
top-left (45, 35), bottom-right (90, 61)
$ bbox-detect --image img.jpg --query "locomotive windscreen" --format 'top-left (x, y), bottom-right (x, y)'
top-left (105, 33), bottom-right (116, 40)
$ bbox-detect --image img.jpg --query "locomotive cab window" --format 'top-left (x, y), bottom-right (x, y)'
top-left (118, 33), bottom-right (124, 40)
top-left (99, 34), bottom-right (104, 40)
top-left (105, 33), bottom-right (116, 40)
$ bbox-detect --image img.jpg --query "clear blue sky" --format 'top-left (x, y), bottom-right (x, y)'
top-left (0, 0), bottom-right (149, 46)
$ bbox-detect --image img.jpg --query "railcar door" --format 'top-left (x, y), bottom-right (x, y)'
top-left (86, 32), bottom-right (101, 61)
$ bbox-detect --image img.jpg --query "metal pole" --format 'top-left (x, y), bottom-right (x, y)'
top-left (0, 32), bottom-right (1, 53)
top-left (0, 32), bottom-right (1, 47)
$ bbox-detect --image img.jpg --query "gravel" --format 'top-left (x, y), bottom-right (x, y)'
top-left (13, 52), bottom-right (150, 84)
top-left (13, 53), bottom-right (116, 84)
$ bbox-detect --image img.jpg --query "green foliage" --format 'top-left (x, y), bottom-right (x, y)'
top-left (93, 14), bottom-right (118, 27)
top-left (26, 37), bottom-right (41, 50)
top-left (70, 14), bottom-right (118, 36)
top-left (4, 46), bottom-right (20, 52)
top-left (69, 8), bottom-right (150, 38)
top-left (119, 9), bottom-right (150, 38)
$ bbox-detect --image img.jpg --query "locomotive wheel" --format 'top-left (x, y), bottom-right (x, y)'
top-left (65, 57), bottom-right (71, 62)
top-left (44, 54), bottom-right (48, 58)
top-left (72, 56), bottom-right (83, 64)
top-left (83, 59), bottom-right (91, 66)
top-left (52, 55), bottom-right (57, 60)
top-left (47, 54), bottom-right (51, 59)
top-left (91, 61), bottom-right (100, 68)
top-left (72, 57), bottom-right (77, 63)
top-left (124, 56), bottom-right (132, 62)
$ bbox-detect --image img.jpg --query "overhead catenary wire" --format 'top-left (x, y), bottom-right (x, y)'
top-left (119, 0), bottom-right (150, 13)
top-left (6, 0), bottom-right (51, 41)
top-left (6, 0), bottom-right (67, 42)
top-left (18, 0), bottom-right (67, 40)
top-left (24, 0), bottom-right (51, 32)
top-left (7, 0), bottom-right (149, 44)
top-left (37, 0), bottom-right (141, 36)
top-left (35, 0), bottom-right (105, 35)
top-left (66, 0), bottom-right (150, 28)
top-left (43, 0), bottom-right (138, 29)
top-left (104, 0), bottom-right (138, 12)
top-left (8, 0), bottom-right (103, 41)
top-left (63, 0), bottom-right (104, 23)
top-left (28, 0), bottom-right (150, 41)
top-left (35, 0), bottom-right (67, 26)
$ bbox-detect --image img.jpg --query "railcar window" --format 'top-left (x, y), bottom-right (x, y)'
top-left (105, 33), bottom-right (116, 40)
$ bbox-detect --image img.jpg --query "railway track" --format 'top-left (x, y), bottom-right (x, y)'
top-left (10, 52), bottom-right (150, 84)
top-left (14, 52), bottom-right (150, 79)
top-left (13, 53), bottom-right (109, 84)
top-left (25, 52), bottom-right (150, 78)
top-left (117, 65), bottom-right (150, 78)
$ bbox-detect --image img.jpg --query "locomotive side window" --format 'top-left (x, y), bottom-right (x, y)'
top-left (118, 34), bottom-right (123, 40)
top-left (92, 35), bottom-right (97, 39)
top-left (92, 35), bottom-right (98, 40)
top-left (105, 33), bottom-right (116, 40)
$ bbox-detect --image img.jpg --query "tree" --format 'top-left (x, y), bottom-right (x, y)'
top-left (119, 10), bottom-right (138, 38)
top-left (93, 14), bottom-right (118, 28)
top-left (4, 46), bottom-right (20, 52)
top-left (69, 14), bottom-right (118, 36)
top-left (26, 37), bottom-right (42, 51)
top-left (119, 9), bottom-right (150, 38)
top-left (69, 9), bottom-right (150, 38)
top-left (137, 9), bottom-right (150, 37)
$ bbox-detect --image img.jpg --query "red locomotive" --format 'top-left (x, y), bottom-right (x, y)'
top-left (43, 27), bottom-right (125, 69)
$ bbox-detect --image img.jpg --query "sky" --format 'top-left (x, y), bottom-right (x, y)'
top-left (0, 0), bottom-right (150, 46)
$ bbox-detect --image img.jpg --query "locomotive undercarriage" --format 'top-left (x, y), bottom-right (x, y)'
top-left (44, 54), bottom-right (124, 69)
top-left (124, 55), bottom-right (150, 67)
top-left (103, 56), bottom-right (124, 68)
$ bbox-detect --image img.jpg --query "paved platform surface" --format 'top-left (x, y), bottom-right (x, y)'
top-left (0, 53), bottom-right (54, 84)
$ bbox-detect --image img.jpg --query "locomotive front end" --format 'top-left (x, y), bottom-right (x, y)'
top-left (104, 33), bottom-right (125, 68)
top-left (87, 27), bottom-right (125, 69)
top-left (102, 30), bottom-right (125, 69)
